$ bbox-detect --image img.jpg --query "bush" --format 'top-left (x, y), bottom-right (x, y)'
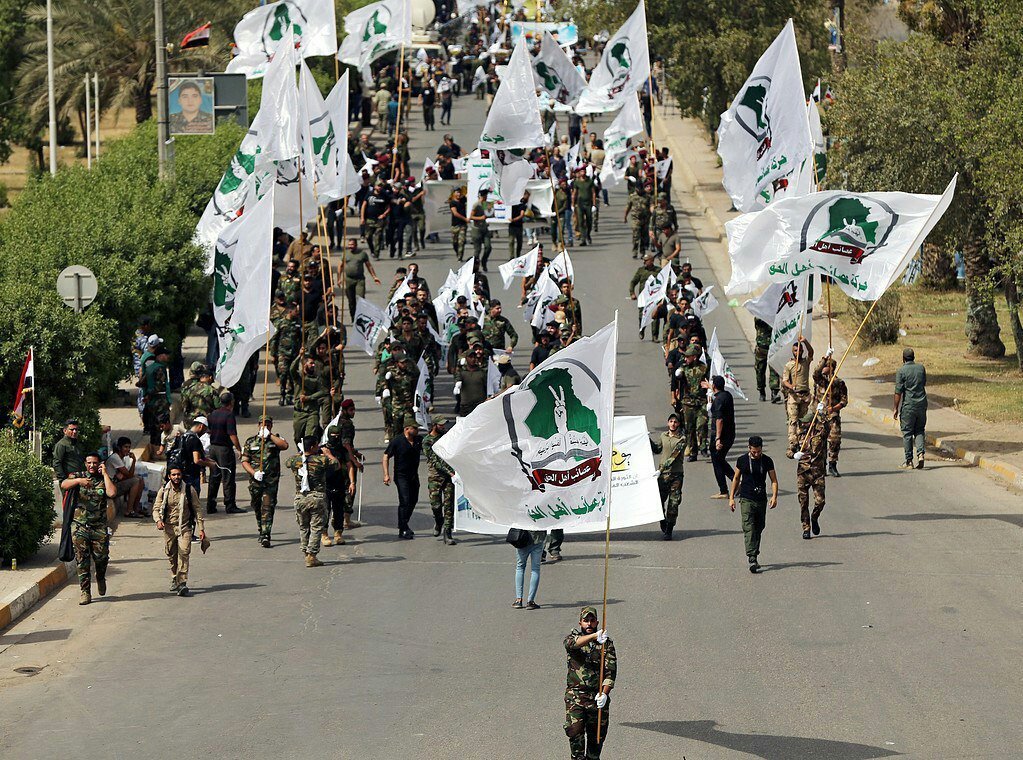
top-left (850, 287), bottom-right (903, 346)
top-left (0, 430), bottom-right (56, 563)
top-left (0, 181), bottom-right (8, 208)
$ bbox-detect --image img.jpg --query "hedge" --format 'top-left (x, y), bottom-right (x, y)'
top-left (0, 430), bottom-right (56, 563)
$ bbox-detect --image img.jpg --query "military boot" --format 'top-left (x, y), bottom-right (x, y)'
top-left (827, 462), bottom-right (840, 477)
top-left (321, 532), bottom-right (334, 547)
top-left (305, 553), bottom-right (323, 568)
top-left (334, 530), bottom-right (345, 545)
top-left (343, 516), bottom-right (361, 530)
top-left (759, 390), bottom-right (767, 402)
top-left (432, 508), bottom-right (444, 537)
top-left (442, 529), bottom-right (458, 545)
top-left (96, 574), bottom-right (107, 596)
top-left (79, 589), bottom-right (91, 605)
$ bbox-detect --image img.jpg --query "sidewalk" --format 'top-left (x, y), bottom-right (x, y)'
top-left (653, 107), bottom-right (1023, 491)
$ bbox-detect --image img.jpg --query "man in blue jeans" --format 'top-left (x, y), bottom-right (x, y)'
top-left (893, 348), bottom-right (928, 469)
top-left (513, 530), bottom-right (547, 609)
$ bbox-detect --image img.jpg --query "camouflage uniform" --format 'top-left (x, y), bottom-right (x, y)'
top-left (275, 315), bottom-right (303, 401)
top-left (268, 302), bottom-right (287, 371)
top-left (191, 381), bottom-right (219, 421)
top-left (143, 359), bottom-right (171, 431)
top-left (813, 359), bottom-right (849, 466)
top-left (469, 201), bottom-right (492, 264)
top-left (628, 263), bottom-right (660, 339)
top-left (753, 318), bottom-right (780, 398)
top-left (679, 362), bottom-right (708, 457)
top-left (796, 415), bottom-right (829, 532)
top-left (481, 315), bottom-right (519, 351)
top-left (291, 358), bottom-right (331, 440)
top-left (625, 191), bottom-right (650, 257)
top-left (564, 619), bottom-right (617, 760)
top-left (338, 416), bottom-right (359, 515)
top-left (240, 434), bottom-right (283, 540)
top-left (278, 274), bottom-right (301, 307)
top-left (552, 296), bottom-right (583, 335)
top-left (69, 472), bottom-right (110, 595)
top-left (650, 203), bottom-right (678, 250)
top-left (451, 224), bottom-right (467, 261)
top-left (651, 430), bottom-right (685, 535)
top-left (385, 366), bottom-right (416, 442)
top-left (285, 452), bottom-right (338, 557)
top-left (783, 355), bottom-right (812, 456)
top-left (423, 429), bottom-right (455, 536)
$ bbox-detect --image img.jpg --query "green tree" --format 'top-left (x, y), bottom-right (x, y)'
top-left (0, 430), bottom-right (57, 563)
top-left (0, 0), bottom-right (32, 164)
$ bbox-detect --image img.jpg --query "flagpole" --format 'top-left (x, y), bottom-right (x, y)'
top-left (647, 86), bottom-right (657, 199)
top-left (84, 76), bottom-right (92, 169)
top-left (596, 310), bottom-right (619, 743)
top-left (391, 44), bottom-right (408, 180)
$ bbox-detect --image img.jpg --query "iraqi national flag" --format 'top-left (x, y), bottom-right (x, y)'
top-left (181, 22), bottom-right (212, 50)
top-left (11, 348), bottom-right (33, 422)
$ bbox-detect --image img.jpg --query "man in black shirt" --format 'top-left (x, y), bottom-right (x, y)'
top-left (728, 435), bottom-right (778, 573)
top-left (207, 391), bottom-right (244, 515)
top-left (507, 191), bottom-right (529, 260)
top-left (420, 79), bottom-right (436, 130)
top-left (529, 332), bottom-right (553, 370)
top-left (707, 376), bottom-right (736, 498)
top-left (382, 415), bottom-right (423, 539)
top-left (449, 187), bottom-right (469, 261)
top-left (361, 182), bottom-right (391, 259)
top-left (436, 133), bottom-right (462, 159)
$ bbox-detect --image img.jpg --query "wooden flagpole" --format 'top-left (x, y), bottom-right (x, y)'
top-left (392, 44), bottom-right (408, 180)
top-left (595, 311), bottom-right (620, 743)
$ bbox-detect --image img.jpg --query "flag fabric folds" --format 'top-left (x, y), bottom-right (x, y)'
top-left (180, 22), bottom-right (212, 50)
top-left (227, 0), bottom-right (338, 78)
top-left (744, 276), bottom-right (820, 375)
top-left (708, 328), bottom-right (747, 401)
top-left (10, 348), bottom-right (33, 422)
top-left (599, 95), bottom-right (644, 187)
top-left (499, 244), bottom-right (540, 289)
top-left (214, 188), bottom-right (276, 388)
top-left (724, 177), bottom-right (958, 301)
top-left (532, 31), bottom-right (587, 109)
top-left (351, 297), bottom-right (391, 355)
top-left (433, 321), bottom-right (618, 531)
top-left (716, 19), bottom-right (812, 212)
top-left (576, 0), bottom-right (649, 113)
top-left (479, 37), bottom-right (546, 151)
top-left (337, 0), bottom-right (413, 72)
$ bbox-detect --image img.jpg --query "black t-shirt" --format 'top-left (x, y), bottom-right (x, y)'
top-left (509, 203), bottom-right (526, 229)
top-left (364, 192), bottom-right (389, 220)
top-left (182, 433), bottom-right (206, 480)
top-left (450, 197), bottom-right (467, 226)
top-left (530, 344), bottom-right (551, 367)
top-left (735, 453), bottom-right (775, 502)
top-left (385, 434), bottom-right (422, 479)
top-left (710, 390), bottom-right (735, 446)
top-left (421, 86), bottom-right (436, 106)
top-left (439, 162), bottom-right (456, 180)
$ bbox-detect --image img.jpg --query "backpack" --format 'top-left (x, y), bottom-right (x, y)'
top-left (165, 431), bottom-right (195, 473)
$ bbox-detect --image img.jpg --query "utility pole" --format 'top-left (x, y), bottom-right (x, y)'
top-left (155, 0), bottom-right (172, 179)
top-left (84, 75), bottom-right (92, 168)
top-left (93, 73), bottom-right (100, 159)
top-left (46, 0), bottom-right (56, 175)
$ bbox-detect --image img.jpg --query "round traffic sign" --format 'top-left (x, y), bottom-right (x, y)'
top-left (56, 265), bottom-right (98, 313)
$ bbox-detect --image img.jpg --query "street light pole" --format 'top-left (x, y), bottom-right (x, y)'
top-left (84, 75), bottom-right (92, 168)
top-left (155, 0), bottom-right (170, 179)
top-left (93, 73), bottom-right (100, 159)
top-left (46, 0), bottom-right (57, 175)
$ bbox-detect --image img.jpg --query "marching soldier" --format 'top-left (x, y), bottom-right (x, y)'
top-left (469, 188), bottom-right (493, 270)
top-left (753, 318), bottom-right (781, 403)
top-left (649, 193), bottom-right (678, 251)
top-left (563, 606), bottom-right (616, 760)
top-left (424, 417), bottom-right (457, 545)
top-left (275, 304), bottom-right (303, 405)
top-left (628, 253), bottom-right (660, 340)
top-left (676, 346), bottom-right (708, 461)
top-left (813, 354), bottom-right (848, 476)
top-left (285, 437), bottom-right (350, 567)
top-left (60, 453), bottom-right (117, 605)
top-left (650, 413), bottom-right (685, 540)
top-left (240, 415), bottom-right (289, 548)
top-left (481, 300), bottom-right (519, 353)
top-left (291, 354), bottom-right (331, 441)
top-left (795, 411), bottom-right (828, 539)
top-left (781, 338), bottom-right (814, 458)
top-left (624, 184), bottom-right (650, 258)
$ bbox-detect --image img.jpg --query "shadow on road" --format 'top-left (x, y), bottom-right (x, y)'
top-left (0, 628), bottom-right (72, 645)
top-left (760, 561), bottom-right (843, 572)
top-left (882, 512), bottom-right (1023, 528)
top-left (622, 719), bottom-right (901, 759)
top-left (540, 598), bottom-right (625, 610)
top-left (824, 531), bottom-right (903, 539)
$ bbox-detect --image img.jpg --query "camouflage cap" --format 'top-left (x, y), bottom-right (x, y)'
top-left (467, 334), bottom-right (482, 346)
top-left (190, 361), bottom-right (205, 373)
top-left (799, 411), bottom-right (817, 424)
top-left (403, 415), bottom-right (420, 429)
top-left (684, 345), bottom-right (701, 357)
top-left (432, 416), bottom-right (449, 427)
top-left (580, 605), bottom-right (598, 620)
top-left (259, 414), bottom-right (273, 424)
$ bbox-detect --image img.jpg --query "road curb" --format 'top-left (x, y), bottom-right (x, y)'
top-left (655, 110), bottom-right (1023, 492)
top-left (1, 491), bottom-right (125, 632)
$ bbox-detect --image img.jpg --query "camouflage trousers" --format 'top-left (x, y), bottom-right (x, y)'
top-left (365, 219), bottom-right (386, 258)
top-left (249, 479), bottom-right (279, 538)
top-left (428, 474), bottom-right (454, 531)
top-left (753, 348), bottom-right (780, 392)
top-left (785, 391), bottom-right (810, 454)
top-left (410, 213), bottom-right (425, 250)
top-left (827, 415), bottom-right (842, 463)
top-left (565, 690), bottom-right (609, 760)
top-left (658, 473), bottom-right (683, 525)
top-left (451, 225), bottom-right (467, 261)
top-left (470, 227), bottom-right (492, 266)
top-left (295, 492), bottom-right (325, 556)
top-left (630, 222), bottom-right (647, 256)
top-left (276, 351), bottom-right (299, 395)
top-left (682, 402), bottom-right (708, 456)
top-left (389, 404), bottom-right (413, 442)
top-left (162, 525), bottom-right (192, 587)
top-left (381, 398), bottom-right (393, 442)
top-left (73, 521), bottom-right (109, 592)
top-left (345, 469), bottom-right (358, 515)
top-left (797, 464), bottom-right (826, 529)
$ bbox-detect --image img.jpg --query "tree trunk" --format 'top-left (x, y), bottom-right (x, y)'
top-left (1005, 278), bottom-right (1023, 373)
top-left (961, 235), bottom-right (1005, 358)
top-left (75, 108), bottom-right (87, 158)
top-left (134, 71), bottom-right (155, 124)
top-left (919, 242), bottom-right (957, 290)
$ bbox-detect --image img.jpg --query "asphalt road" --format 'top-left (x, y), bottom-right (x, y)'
top-left (1, 87), bottom-right (1021, 760)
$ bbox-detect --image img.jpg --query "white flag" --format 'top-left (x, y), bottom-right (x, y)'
top-left (725, 177), bottom-right (958, 300)
top-left (691, 285), bottom-right (719, 320)
top-left (600, 95), bottom-right (644, 186)
top-left (227, 0), bottom-right (338, 78)
top-left (272, 157), bottom-right (318, 237)
top-left (433, 293), bottom-right (458, 347)
top-left (529, 268), bottom-right (563, 329)
top-left (499, 244), bottom-right (540, 289)
top-left (532, 31), bottom-right (588, 108)
top-left (414, 357), bottom-right (433, 428)
top-left (454, 415), bottom-right (662, 534)
top-left (214, 187), bottom-right (276, 388)
top-left (434, 322), bottom-right (618, 531)
top-left (351, 297), bottom-right (391, 355)
top-left (807, 87), bottom-right (826, 188)
top-left (576, 1), bottom-right (650, 113)
top-left (708, 327), bottom-right (747, 401)
top-left (745, 276), bottom-right (820, 375)
top-left (636, 262), bottom-right (675, 309)
top-left (716, 20), bottom-right (812, 212)
top-left (548, 250), bottom-right (574, 283)
top-left (196, 35), bottom-right (300, 268)
top-left (479, 37), bottom-right (545, 151)
top-left (299, 60), bottom-right (340, 203)
top-left (656, 156), bottom-right (672, 179)
top-left (421, 155), bottom-right (438, 182)
top-left (486, 356), bottom-right (502, 396)
top-left (337, 0), bottom-right (412, 71)
top-left (324, 70), bottom-right (363, 198)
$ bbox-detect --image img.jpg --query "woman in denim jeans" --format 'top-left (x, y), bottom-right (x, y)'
top-left (513, 530), bottom-right (547, 609)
